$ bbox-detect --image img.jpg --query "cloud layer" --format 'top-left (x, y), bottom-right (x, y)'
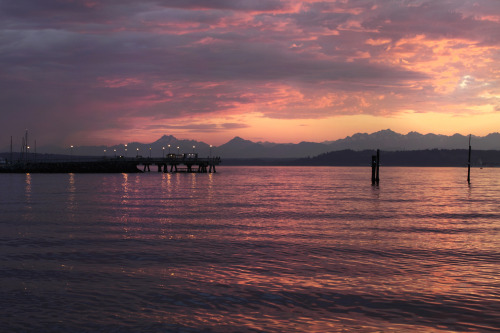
top-left (1, 0), bottom-right (499, 146)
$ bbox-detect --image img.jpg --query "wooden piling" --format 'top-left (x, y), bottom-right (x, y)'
top-left (371, 155), bottom-right (377, 184)
top-left (371, 150), bottom-right (380, 184)
top-left (467, 134), bottom-right (471, 184)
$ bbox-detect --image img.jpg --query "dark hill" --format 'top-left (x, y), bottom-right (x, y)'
top-left (292, 149), bottom-right (500, 167)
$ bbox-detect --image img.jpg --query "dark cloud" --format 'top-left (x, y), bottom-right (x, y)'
top-left (362, 1), bottom-right (487, 42)
top-left (143, 122), bottom-right (249, 132)
top-left (156, 0), bottom-right (286, 11)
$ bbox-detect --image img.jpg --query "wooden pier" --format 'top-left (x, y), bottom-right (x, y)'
top-left (137, 153), bottom-right (221, 173)
top-left (0, 153), bottom-right (221, 174)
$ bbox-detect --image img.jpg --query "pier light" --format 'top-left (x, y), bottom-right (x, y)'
top-left (114, 149), bottom-right (116, 157)
top-left (149, 147), bottom-right (152, 158)
top-left (168, 144), bottom-right (171, 154)
top-left (136, 147), bottom-right (139, 158)
top-left (177, 146), bottom-right (180, 154)
top-left (210, 145), bottom-right (212, 158)
top-left (70, 145), bottom-right (74, 161)
top-left (162, 146), bottom-right (165, 158)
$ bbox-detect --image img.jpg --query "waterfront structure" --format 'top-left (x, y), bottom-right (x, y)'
top-left (0, 154), bottom-right (221, 173)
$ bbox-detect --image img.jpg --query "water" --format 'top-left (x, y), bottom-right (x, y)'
top-left (1, 167), bottom-right (499, 332)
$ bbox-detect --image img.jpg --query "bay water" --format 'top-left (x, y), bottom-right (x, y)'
top-left (1, 167), bottom-right (499, 332)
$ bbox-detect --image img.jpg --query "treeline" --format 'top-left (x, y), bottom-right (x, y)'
top-left (224, 149), bottom-right (500, 167)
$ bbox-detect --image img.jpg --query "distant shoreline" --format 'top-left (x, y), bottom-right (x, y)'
top-left (2, 149), bottom-right (500, 168)
top-left (223, 149), bottom-right (500, 167)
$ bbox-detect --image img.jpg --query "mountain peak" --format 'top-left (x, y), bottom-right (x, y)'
top-left (373, 129), bottom-right (399, 136)
top-left (227, 136), bottom-right (254, 144)
top-left (153, 135), bottom-right (177, 144)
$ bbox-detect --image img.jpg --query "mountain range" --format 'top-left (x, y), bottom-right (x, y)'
top-left (3, 129), bottom-right (500, 159)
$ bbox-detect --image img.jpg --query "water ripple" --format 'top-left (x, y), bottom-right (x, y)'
top-left (1, 167), bottom-right (500, 332)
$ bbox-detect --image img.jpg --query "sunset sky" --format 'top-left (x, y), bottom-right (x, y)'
top-left (1, 0), bottom-right (500, 147)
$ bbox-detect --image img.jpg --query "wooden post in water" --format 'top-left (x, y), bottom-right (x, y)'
top-left (371, 150), bottom-right (380, 184)
top-left (371, 156), bottom-right (376, 184)
top-left (467, 134), bottom-right (471, 184)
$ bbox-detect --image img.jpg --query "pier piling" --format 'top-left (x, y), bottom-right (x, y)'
top-left (371, 149), bottom-right (380, 185)
top-left (467, 135), bottom-right (471, 184)
top-left (371, 156), bottom-right (377, 184)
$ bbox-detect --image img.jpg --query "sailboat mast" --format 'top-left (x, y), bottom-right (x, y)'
top-left (25, 129), bottom-right (28, 163)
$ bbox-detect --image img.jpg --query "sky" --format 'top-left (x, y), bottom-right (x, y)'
top-left (1, 0), bottom-right (500, 148)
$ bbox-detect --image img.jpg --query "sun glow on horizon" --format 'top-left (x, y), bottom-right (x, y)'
top-left (64, 109), bottom-right (500, 147)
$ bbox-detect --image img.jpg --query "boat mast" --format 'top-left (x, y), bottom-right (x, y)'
top-left (25, 129), bottom-right (28, 163)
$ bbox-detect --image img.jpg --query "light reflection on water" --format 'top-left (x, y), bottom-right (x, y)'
top-left (0, 167), bottom-right (499, 332)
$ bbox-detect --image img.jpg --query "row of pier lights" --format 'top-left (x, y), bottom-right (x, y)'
top-left (70, 144), bottom-right (215, 159)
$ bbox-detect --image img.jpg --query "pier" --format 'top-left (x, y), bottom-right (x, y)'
top-left (137, 153), bottom-right (220, 173)
top-left (0, 153), bottom-right (221, 174)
